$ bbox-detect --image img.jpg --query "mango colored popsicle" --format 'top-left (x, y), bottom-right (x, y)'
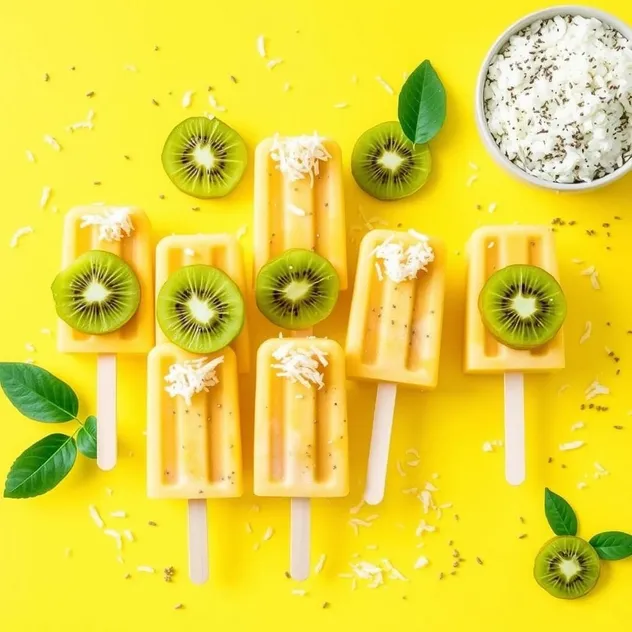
top-left (155, 233), bottom-right (250, 373)
top-left (58, 205), bottom-right (154, 471)
top-left (253, 134), bottom-right (347, 289)
top-left (254, 337), bottom-right (348, 579)
top-left (147, 342), bottom-right (242, 584)
top-left (465, 225), bottom-right (565, 485)
top-left (346, 229), bottom-right (445, 504)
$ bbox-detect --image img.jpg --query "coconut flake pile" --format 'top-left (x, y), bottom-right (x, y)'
top-left (269, 133), bottom-right (331, 185)
top-left (80, 207), bottom-right (135, 242)
top-left (271, 343), bottom-right (328, 389)
top-left (164, 356), bottom-right (224, 406)
top-left (373, 230), bottom-right (434, 283)
top-left (485, 15), bottom-right (632, 183)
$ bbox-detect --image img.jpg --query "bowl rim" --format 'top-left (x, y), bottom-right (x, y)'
top-left (475, 5), bottom-right (632, 191)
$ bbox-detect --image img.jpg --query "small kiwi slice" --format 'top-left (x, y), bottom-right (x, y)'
top-left (478, 264), bottom-right (566, 350)
top-left (161, 116), bottom-right (247, 199)
top-left (157, 265), bottom-right (245, 353)
top-left (51, 250), bottom-right (140, 334)
top-left (351, 121), bottom-right (431, 201)
top-left (255, 249), bottom-right (339, 329)
top-left (534, 536), bottom-right (600, 599)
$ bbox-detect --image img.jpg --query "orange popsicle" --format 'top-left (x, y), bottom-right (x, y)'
top-left (254, 134), bottom-right (347, 289)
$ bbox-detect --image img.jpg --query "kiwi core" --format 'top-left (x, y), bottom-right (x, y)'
top-left (285, 280), bottom-right (310, 302)
top-left (187, 295), bottom-right (216, 324)
top-left (559, 558), bottom-right (581, 582)
top-left (84, 280), bottom-right (110, 303)
top-left (379, 150), bottom-right (404, 172)
top-left (193, 144), bottom-right (216, 170)
top-left (511, 293), bottom-right (537, 319)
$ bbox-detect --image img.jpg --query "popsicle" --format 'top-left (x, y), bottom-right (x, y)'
top-left (465, 225), bottom-right (565, 485)
top-left (57, 205), bottom-right (154, 470)
top-left (155, 234), bottom-right (250, 372)
top-left (254, 337), bottom-right (348, 580)
top-left (253, 133), bottom-right (347, 289)
top-left (346, 229), bottom-right (445, 505)
top-left (147, 342), bottom-right (242, 584)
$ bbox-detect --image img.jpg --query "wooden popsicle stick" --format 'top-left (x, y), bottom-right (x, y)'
top-left (96, 354), bottom-right (117, 471)
top-left (187, 499), bottom-right (209, 584)
top-left (503, 372), bottom-right (525, 486)
top-left (290, 497), bottom-right (311, 581)
top-left (364, 382), bottom-right (398, 505)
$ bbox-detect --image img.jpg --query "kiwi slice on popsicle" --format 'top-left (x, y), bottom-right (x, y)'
top-left (478, 264), bottom-right (566, 350)
top-left (51, 250), bottom-right (140, 334)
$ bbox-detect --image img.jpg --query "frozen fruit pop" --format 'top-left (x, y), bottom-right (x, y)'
top-left (57, 205), bottom-right (154, 471)
top-left (254, 337), bottom-right (348, 580)
top-left (155, 234), bottom-right (250, 372)
top-left (147, 343), bottom-right (242, 583)
top-left (346, 229), bottom-right (445, 505)
top-left (465, 225), bottom-right (566, 485)
top-left (254, 134), bottom-right (347, 289)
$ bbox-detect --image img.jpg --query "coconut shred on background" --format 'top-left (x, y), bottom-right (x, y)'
top-left (484, 15), bottom-right (632, 183)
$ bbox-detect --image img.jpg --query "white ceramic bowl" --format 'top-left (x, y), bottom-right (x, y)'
top-left (475, 5), bottom-right (632, 191)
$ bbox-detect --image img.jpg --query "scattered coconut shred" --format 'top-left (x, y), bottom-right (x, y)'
top-left (484, 15), bottom-right (632, 183)
top-left (10, 226), bottom-right (33, 248)
top-left (80, 207), bottom-right (134, 242)
top-left (373, 230), bottom-right (435, 283)
top-left (269, 133), bottom-right (331, 185)
top-left (271, 343), bottom-right (328, 389)
top-left (164, 356), bottom-right (224, 406)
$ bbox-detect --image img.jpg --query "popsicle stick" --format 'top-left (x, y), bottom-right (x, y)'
top-left (290, 498), bottom-right (310, 581)
top-left (96, 354), bottom-right (117, 471)
top-left (364, 382), bottom-right (398, 505)
top-left (187, 499), bottom-right (209, 584)
top-left (503, 372), bottom-right (525, 486)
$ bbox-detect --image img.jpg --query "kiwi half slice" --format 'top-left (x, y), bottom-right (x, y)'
top-left (351, 121), bottom-right (431, 201)
top-left (157, 265), bottom-right (245, 353)
top-left (534, 536), bottom-right (600, 599)
top-left (255, 249), bottom-right (339, 329)
top-left (478, 264), bottom-right (566, 350)
top-left (52, 250), bottom-right (140, 334)
top-left (161, 116), bottom-right (247, 199)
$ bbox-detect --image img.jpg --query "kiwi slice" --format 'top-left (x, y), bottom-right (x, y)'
top-left (351, 121), bottom-right (431, 201)
top-left (478, 264), bottom-right (566, 350)
top-left (255, 249), bottom-right (339, 329)
top-left (51, 250), bottom-right (140, 334)
top-left (161, 116), bottom-right (247, 199)
top-left (534, 536), bottom-right (600, 599)
top-left (157, 265), bottom-right (245, 353)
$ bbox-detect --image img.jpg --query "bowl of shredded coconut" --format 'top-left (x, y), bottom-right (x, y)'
top-left (476, 6), bottom-right (632, 190)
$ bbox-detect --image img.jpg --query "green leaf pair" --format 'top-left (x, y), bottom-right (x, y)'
top-left (544, 488), bottom-right (632, 560)
top-left (0, 363), bottom-right (97, 499)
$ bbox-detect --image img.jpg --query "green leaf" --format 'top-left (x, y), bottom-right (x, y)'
top-left (589, 532), bottom-right (632, 560)
top-left (77, 415), bottom-right (97, 459)
top-left (544, 488), bottom-right (578, 536)
top-left (398, 60), bottom-right (447, 144)
top-left (0, 362), bottom-right (78, 422)
top-left (4, 434), bottom-right (77, 498)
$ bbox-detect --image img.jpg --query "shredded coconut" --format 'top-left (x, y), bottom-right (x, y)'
top-left (164, 356), bottom-right (224, 406)
top-left (80, 206), bottom-right (134, 242)
top-left (271, 343), bottom-right (327, 389)
top-left (68, 111), bottom-right (94, 131)
top-left (137, 566), bottom-right (155, 573)
top-left (579, 321), bottom-right (592, 344)
top-left (263, 527), bottom-right (274, 541)
top-left (257, 35), bottom-right (266, 58)
top-left (182, 90), bottom-right (194, 108)
top-left (266, 58), bottom-right (283, 70)
top-left (372, 231), bottom-right (434, 283)
top-left (269, 133), bottom-right (331, 185)
top-left (396, 460), bottom-right (407, 477)
top-left (482, 441), bottom-right (494, 453)
top-left (466, 175), bottom-right (478, 187)
top-left (485, 15), bottom-right (632, 183)
top-left (89, 505), bottom-right (104, 528)
top-left (585, 380), bottom-right (610, 400)
top-left (375, 76), bottom-right (394, 95)
top-left (123, 530), bottom-right (134, 542)
top-left (44, 135), bottom-right (61, 151)
top-left (314, 554), bottom-right (327, 574)
top-left (236, 225), bottom-right (248, 239)
top-left (560, 440), bottom-right (585, 451)
top-left (104, 529), bottom-right (123, 549)
top-left (40, 186), bottom-right (51, 209)
top-left (415, 556), bottom-right (430, 569)
top-left (333, 102), bottom-right (349, 109)
top-left (10, 226), bottom-right (33, 248)
top-left (26, 150), bottom-right (35, 162)
top-left (571, 421), bottom-right (585, 431)
top-left (110, 510), bottom-right (126, 518)
top-left (415, 520), bottom-right (436, 536)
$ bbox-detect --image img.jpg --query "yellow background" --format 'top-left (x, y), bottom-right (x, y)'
top-left (1, 0), bottom-right (631, 629)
